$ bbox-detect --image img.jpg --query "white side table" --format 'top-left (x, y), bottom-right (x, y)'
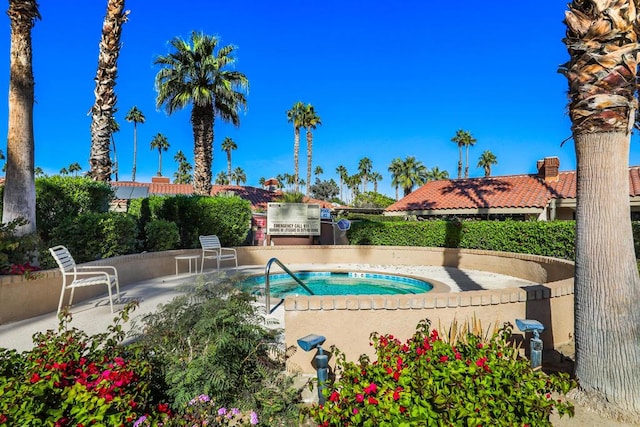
top-left (175, 255), bottom-right (200, 275)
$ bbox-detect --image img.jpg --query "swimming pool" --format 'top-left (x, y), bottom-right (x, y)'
top-left (244, 271), bottom-right (434, 297)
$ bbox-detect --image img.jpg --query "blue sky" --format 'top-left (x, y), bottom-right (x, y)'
top-left (0, 1), bottom-right (638, 198)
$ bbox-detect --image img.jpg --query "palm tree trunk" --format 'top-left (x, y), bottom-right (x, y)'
top-left (306, 130), bottom-right (313, 197)
top-left (112, 135), bottom-right (118, 181)
top-left (464, 145), bottom-right (469, 178)
top-left (3, 0), bottom-right (38, 237)
top-left (131, 124), bottom-right (137, 181)
top-left (573, 132), bottom-right (640, 414)
top-left (191, 105), bottom-right (214, 195)
top-left (158, 150), bottom-right (162, 176)
top-left (89, 0), bottom-right (127, 182)
top-left (293, 127), bottom-right (300, 193)
top-left (457, 146), bottom-right (462, 179)
top-left (227, 152), bottom-right (232, 181)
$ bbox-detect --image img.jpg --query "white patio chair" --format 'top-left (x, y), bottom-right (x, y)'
top-left (49, 245), bottom-right (120, 314)
top-left (199, 235), bottom-right (238, 272)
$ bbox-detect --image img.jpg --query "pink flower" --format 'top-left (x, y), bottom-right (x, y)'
top-left (364, 382), bottom-right (378, 394)
top-left (352, 408), bottom-right (359, 414)
top-left (356, 393), bottom-right (364, 402)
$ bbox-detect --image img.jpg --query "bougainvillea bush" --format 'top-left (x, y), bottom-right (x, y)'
top-left (309, 319), bottom-right (575, 427)
top-left (0, 303), bottom-right (170, 426)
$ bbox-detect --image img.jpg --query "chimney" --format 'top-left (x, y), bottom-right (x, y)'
top-left (151, 176), bottom-right (170, 184)
top-left (537, 157), bottom-right (560, 182)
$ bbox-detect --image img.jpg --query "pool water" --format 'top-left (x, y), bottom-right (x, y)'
top-left (244, 271), bottom-right (433, 297)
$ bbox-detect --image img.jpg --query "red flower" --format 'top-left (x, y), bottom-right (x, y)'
top-left (475, 357), bottom-right (488, 367)
top-left (393, 390), bottom-right (400, 401)
top-left (368, 397), bottom-right (378, 405)
top-left (416, 347), bottom-right (425, 356)
top-left (455, 352), bottom-right (462, 360)
top-left (477, 343), bottom-right (484, 349)
top-left (158, 403), bottom-right (169, 413)
top-left (393, 371), bottom-right (400, 381)
top-left (439, 355), bottom-right (449, 363)
top-left (430, 329), bottom-right (439, 342)
top-left (30, 373), bottom-right (41, 383)
top-left (400, 406), bottom-right (407, 413)
top-left (364, 382), bottom-right (378, 394)
top-left (329, 391), bottom-right (340, 402)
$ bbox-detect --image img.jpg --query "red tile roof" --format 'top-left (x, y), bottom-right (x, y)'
top-left (385, 167), bottom-right (640, 213)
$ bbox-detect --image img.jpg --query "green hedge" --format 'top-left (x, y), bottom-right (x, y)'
top-left (347, 219), bottom-right (577, 260)
top-left (128, 195), bottom-right (252, 248)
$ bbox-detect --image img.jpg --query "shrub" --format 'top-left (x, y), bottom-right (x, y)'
top-left (309, 319), bottom-right (575, 426)
top-left (348, 219), bottom-right (576, 259)
top-left (145, 220), bottom-right (180, 252)
top-left (0, 217), bottom-right (39, 274)
top-left (353, 192), bottom-right (396, 209)
top-left (128, 195), bottom-right (251, 248)
top-left (0, 304), bottom-right (170, 426)
top-left (132, 276), bottom-right (303, 425)
top-left (34, 176), bottom-right (114, 244)
top-left (47, 212), bottom-right (138, 265)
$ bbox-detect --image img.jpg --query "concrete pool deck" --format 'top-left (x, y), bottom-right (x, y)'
top-left (0, 263), bottom-right (538, 353)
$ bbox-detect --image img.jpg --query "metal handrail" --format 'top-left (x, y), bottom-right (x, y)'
top-left (264, 257), bottom-right (314, 311)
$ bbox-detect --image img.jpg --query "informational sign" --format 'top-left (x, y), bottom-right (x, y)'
top-left (267, 203), bottom-right (321, 236)
top-left (320, 208), bottom-right (332, 219)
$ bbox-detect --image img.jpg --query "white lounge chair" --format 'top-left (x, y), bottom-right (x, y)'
top-left (49, 245), bottom-right (120, 314)
top-left (199, 235), bottom-right (238, 272)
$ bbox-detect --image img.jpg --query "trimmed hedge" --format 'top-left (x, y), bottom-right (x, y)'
top-left (128, 195), bottom-right (252, 248)
top-left (347, 219), bottom-right (577, 260)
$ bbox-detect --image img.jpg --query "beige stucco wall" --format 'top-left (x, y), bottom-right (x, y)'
top-left (1, 246), bottom-right (575, 376)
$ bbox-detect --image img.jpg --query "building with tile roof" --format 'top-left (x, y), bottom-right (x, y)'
top-left (110, 176), bottom-right (335, 212)
top-left (385, 157), bottom-right (640, 221)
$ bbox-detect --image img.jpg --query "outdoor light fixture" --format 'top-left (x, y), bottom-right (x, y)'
top-left (297, 333), bottom-right (328, 404)
top-left (515, 318), bottom-right (545, 369)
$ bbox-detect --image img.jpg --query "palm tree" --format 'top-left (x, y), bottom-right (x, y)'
top-left (107, 116), bottom-right (120, 181)
top-left (336, 165), bottom-right (347, 202)
top-left (155, 32), bottom-right (249, 196)
top-left (258, 177), bottom-right (266, 187)
top-left (34, 166), bottom-right (44, 177)
top-left (231, 166), bottom-right (246, 185)
top-left (286, 101), bottom-right (305, 193)
top-left (451, 129), bottom-right (475, 179)
top-left (68, 162), bottom-right (82, 176)
top-left (124, 106), bottom-right (145, 181)
top-left (396, 156), bottom-right (428, 197)
top-left (215, 171), bottom-right (229, 185)
top-left (358, 157), bottom-right (373, 193)
top-left (88, 0), bottom-right (128, 182)
top-left (302, 103), bottom-right (322, 197)
top-left (388, 158), bottom-right (403, 200)
top-left (3, 1), bottom-right (40, 237)
top-left (314, 166), bottom-right (323, 180)
top-left (150, 133), bottom-right (170, 176)
top-left (173, 150), bottom-right (192, 184)
top-left (59, 167), bottom-right (68, 176)
top-left (477, 150), bottom-right (498, 177)
top-left (370, 171), bottom-right (383, 193)
top-left (426, 166), bottom-right (449, 181)
top-left (560, 0), bottom-right (640, 414)
top-left (221, 136), bottom-right (237, 182)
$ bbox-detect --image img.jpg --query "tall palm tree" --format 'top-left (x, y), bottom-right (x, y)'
top-left (286, 101), bottom-right (305, 193)
top-left (173, 150), bottom-right (192, 184)
top-left (302, 103), bottom-right (322, 197)
top-left (258, 176), bottom-right (266, 187)
top-left (107, 116), bottom-right (120, 181)
top-left (88, 0), bottom-right (128, 182)
top-left (451, 129), bottom-right (475, 179)
top-left (336, 165), bottom-right (348, 202)
top-left (215, 171), bottom-right (229, 185)
top-left (426, 166), bottom-right (449, 181)
top-left (358, 157), bottom-right (373, 193)
top-left (370, 171), bottom-right (383, 193)
top-left (68, 162), bottom-right (82, 176)
top-left (221, 136), bottom-right (237, 182)
top-left (560, 0), bottom-right (640, 415)
top-left (314, 165), bottom-right (323, 180)
top-left (396, 156), bottom-right (428, 197)
top-left (124, 106), bottom-right (145, 181)
top-left (388, 157), bottom-right (403, 200)
top-left (155, 32), bottom-right (249, 195)
top-left (3, 0), bottom-right (40, 237)
top-left (231, 166), bottom-right (246, 185)
top-left (150, 133), bottom-right (170, 176)
top-left (477, 150), bottom-right (498, 177)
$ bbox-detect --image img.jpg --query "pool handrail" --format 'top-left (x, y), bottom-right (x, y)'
top-left (264, 257), bottom-right (314, 312)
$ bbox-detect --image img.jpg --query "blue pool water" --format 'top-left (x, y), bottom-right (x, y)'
top-left (244, 271), bottom-right (433, 297)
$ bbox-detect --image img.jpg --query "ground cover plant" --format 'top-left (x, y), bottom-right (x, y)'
top-left (309, 319), bottom-right (576, 426)
top-left (130, 275), bottom-right (304, 426)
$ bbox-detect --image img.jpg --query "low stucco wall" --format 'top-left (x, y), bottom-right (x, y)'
top-left (1, 246), bottom-right (575, 374)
